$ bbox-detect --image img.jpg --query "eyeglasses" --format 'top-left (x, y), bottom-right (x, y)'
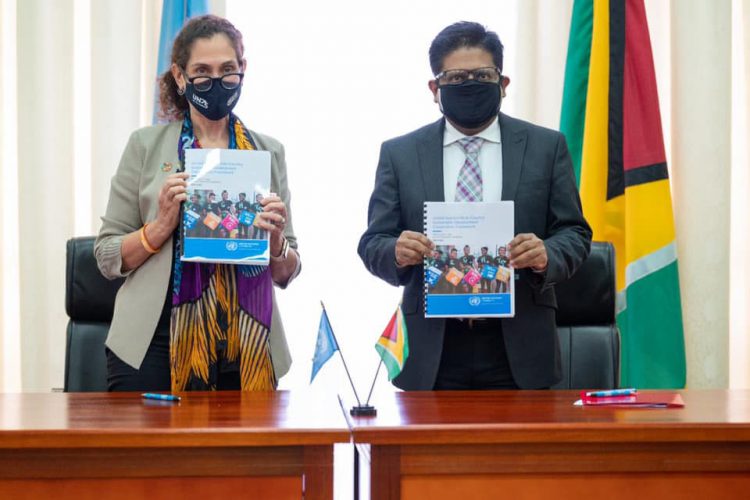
top-left (435, 67), bottom-right (502, 86)
top-left (184, 72), bottom-right (244, 92)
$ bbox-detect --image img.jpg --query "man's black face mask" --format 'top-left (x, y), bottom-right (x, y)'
top-left (438, 80), bottom-right (502, 129)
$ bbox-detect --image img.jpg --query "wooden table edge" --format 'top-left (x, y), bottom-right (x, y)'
top-left (351, 423), bottom-right (750, 445)
top-left (0, 428), bottom-right (352, 449)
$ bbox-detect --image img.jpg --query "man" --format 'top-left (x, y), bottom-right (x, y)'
top-left (495, 246), bottom-right (511, 293)
top-left (187, 192), bottom-right (203, 212)
top-left (218, 190), bottom-right (234, 217)
top-left (445, 247), bottom-right (463, 294)
top-left (185, 192), bottom-right (204, 238)
top-left (204, 192), bottom-right (221, 237)
top-left (235, 192), bottom-right (253, 238)
top-left (427, 248), bottom-right (452, 295)
top-left (252, 193), bottom-right (267, 239)
top-left (458, 245), bottom-right (476, 293)
top-left (477, 246), bottom-right (494, 293)
top-left (425, 248), bottom-right (441, 269)
top-left (460, 245), bottom-right (476, 270)
top-left (358, 22), bottom-right (592, 391)
top-left (206, 192), bottom-right (220, 215)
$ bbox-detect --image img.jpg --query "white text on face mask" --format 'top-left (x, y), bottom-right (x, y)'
top-left (192, 95), bottom-right (209, 109)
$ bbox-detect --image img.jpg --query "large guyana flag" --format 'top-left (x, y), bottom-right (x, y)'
top-left (560, 0), bottom-right (686, 388)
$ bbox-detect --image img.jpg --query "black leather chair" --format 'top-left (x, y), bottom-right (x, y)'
top-left (552, 241), bottom-right (620, 390)
top-left (64, 236), bottom-right (123, 392)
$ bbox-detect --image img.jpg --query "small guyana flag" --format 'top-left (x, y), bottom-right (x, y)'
top-left (560, 0), bottom-right (685, 388)
top-left (375, 306), bottom-right (409, 381)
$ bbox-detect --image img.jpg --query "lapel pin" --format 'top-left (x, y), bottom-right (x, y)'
top-left (161, 162), bottom-right (173, 172)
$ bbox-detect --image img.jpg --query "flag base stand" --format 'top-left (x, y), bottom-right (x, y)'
top-left (350, 405), bottom-right (377, 417)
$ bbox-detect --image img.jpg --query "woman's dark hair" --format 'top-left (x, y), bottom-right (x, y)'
top-left (428, 21), bottom-right (504, 76)
top-left (158, 15), bottom-right (244, 121)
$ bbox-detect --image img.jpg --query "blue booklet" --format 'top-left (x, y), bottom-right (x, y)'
top-left (181, 149), bottom-right (271, 265)
top-left (423, 201), bottom-right (515, 318)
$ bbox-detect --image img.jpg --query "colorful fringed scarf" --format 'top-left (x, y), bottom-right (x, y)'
top-left (170, 112), bottom-right (276, 391)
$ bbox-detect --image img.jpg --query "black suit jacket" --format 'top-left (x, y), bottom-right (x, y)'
top-left (358, 113), bottom-right (593, 390)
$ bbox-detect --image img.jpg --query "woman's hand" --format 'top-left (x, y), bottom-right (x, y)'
top-left (255, 193), bottom-right (299, 287)
top-left (120, 172), bottom-right (188, 273)
top-left (151, 172), bottom-right (189, 246)
top-left (256, 193), bottom-right (288, 257)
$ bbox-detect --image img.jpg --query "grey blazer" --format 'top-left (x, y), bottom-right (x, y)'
top-left (95, 121), bottom-right (297, 377)
top-left (358, 113), bottom-right (592, 390)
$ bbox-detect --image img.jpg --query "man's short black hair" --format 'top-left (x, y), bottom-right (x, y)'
top-left (429, 21), bottom-right (504, 76)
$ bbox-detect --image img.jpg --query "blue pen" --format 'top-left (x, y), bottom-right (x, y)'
top-left (142, 393), bottom-right (181, 402)
top-left (585, 388), bottom-right (637, 398)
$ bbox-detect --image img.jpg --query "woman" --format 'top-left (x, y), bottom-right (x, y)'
top-left (95, 15), bottom-right (300, 392)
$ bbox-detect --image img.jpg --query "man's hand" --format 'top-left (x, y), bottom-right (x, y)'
top-left (508, 233), bottom-right (548, 272)
top-left (395, 231), bottom-right (434, 268)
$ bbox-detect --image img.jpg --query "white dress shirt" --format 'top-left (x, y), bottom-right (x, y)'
top-left (443, 117), bottom-right (503, 202)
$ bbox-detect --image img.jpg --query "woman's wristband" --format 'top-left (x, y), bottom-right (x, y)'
top-left (271, 236), bottom-right (289, 260)
top-left (140, 223), bottom-right (161, 254)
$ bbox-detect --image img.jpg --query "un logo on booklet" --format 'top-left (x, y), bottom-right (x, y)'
top-left (469, 297), bottom-right (481, 306)
top-left (226, 241), bottom-right (239, 251)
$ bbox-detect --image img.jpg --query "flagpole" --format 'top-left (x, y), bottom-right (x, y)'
top-left (364, 358), bottom-right (382, 406)
top-left (320, 301), bottom-right (362, 407)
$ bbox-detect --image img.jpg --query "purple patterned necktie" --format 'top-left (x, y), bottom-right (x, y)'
top-left (454, 136), bottom-right (484, 202)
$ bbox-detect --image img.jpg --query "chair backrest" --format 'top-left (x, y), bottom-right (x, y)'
top-left (64, 236), bottom-right (123, 392)
top-left (552, 241), bottom-right (620, 390)
top-left (64, 237), bottom-right (618, 391)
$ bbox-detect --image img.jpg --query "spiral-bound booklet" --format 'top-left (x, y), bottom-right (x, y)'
top-left (181, 148), bottom-right (271, 265)
top-left (423, 201), bottom-right (515, 318)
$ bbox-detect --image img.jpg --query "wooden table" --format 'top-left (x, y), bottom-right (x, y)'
top-left (350, 390), bottom-right (750, 500)
top-left (0, 391), bottom-right (350, 500)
